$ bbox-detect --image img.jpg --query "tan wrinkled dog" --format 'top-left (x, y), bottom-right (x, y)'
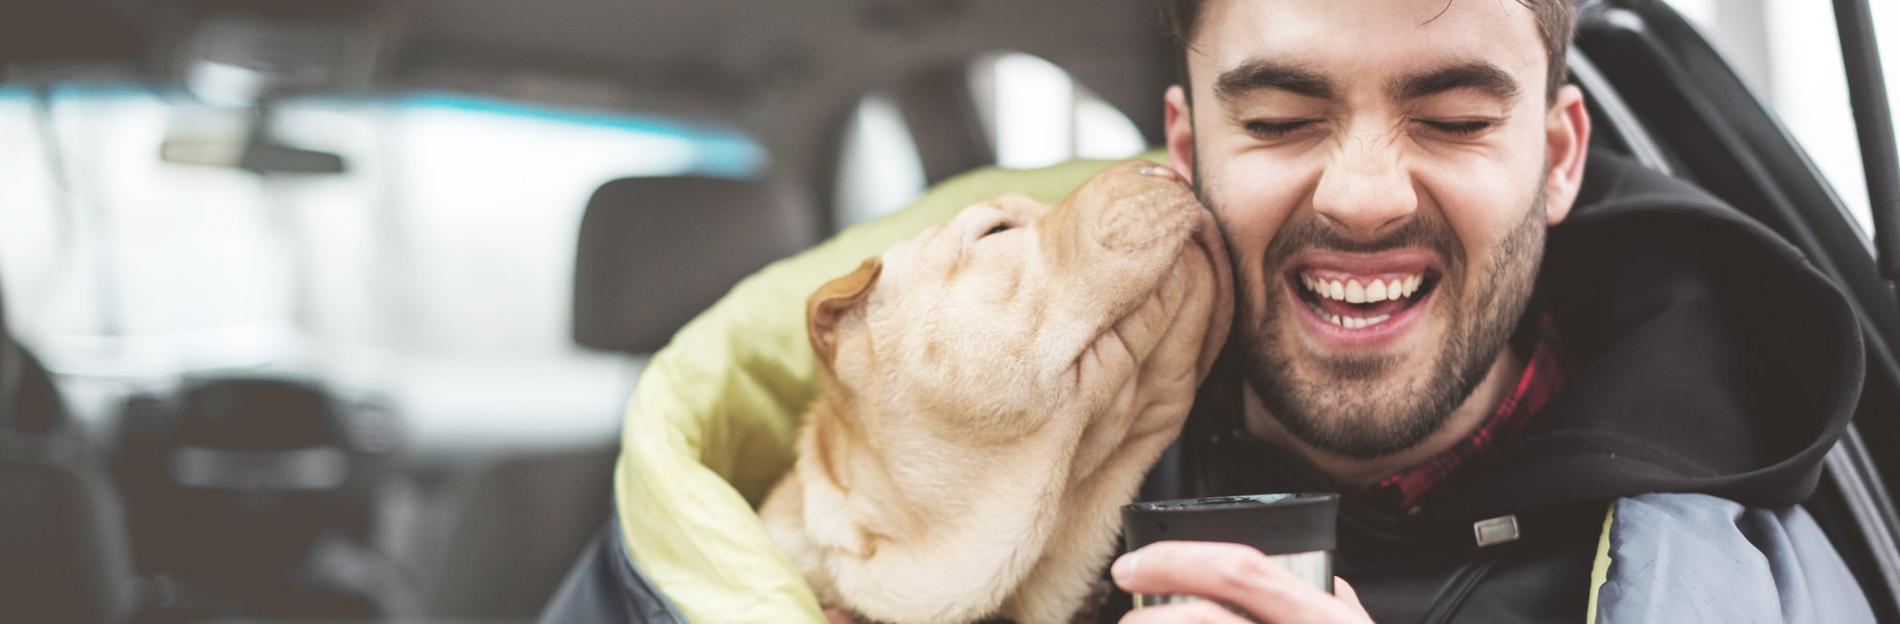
top-left (759, 161), bottom-right (1234, 624)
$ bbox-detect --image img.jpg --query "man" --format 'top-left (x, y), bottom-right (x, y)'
top-left (545, 1), bottom-right (1877, 622)
top-left (1105, 1), bottom-right (1875, 622)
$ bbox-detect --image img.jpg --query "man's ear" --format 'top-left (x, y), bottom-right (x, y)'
top-left (1164, 84), bottom-right (1196, 184)
top-left (808, 257), bottom-right (882, 365)
top-left (1543, 84), bottom-right (1592, 226)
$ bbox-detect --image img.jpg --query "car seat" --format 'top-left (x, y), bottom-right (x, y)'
top-left (573, 175), bottom-right (820, 354)
top-left (0, 272), bottom-right (138, 624)
top-left (424, 442), bottom-right (619, 619)
top-left (112, 376), bottom-right (401, 622)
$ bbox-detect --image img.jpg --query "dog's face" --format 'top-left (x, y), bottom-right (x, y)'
top-left (812, 161), bottom-right (1230, 457)
top-left (802, 161), bottom-right (1233, 621)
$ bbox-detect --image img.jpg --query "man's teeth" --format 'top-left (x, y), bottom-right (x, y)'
top-left (1298, 272), bottom-right (1424, 330)
top-left (1320, 312), bottom-right (1391, 329)
top-left (1299, 273), bottom-right (1423, 304)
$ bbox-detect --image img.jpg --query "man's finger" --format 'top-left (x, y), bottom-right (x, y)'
top-left (1112, 541), bottom-right (1367, 624)
top-left (1111, 541), bottom-right (1308, 596)
top-left (1333, 577), bottom-right (1371, 619)
top-left (1118, 599), bottom-right (1254, 624)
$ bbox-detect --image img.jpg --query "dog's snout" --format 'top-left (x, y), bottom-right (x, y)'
top-left (1036, 161), bottom-right (1206, 262)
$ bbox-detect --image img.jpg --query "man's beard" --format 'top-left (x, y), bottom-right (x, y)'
top-left (1198, 169), bottom-right (1547, 460)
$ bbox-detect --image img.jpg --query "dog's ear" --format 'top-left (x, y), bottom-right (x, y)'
top-left (808, 257), bottom-right (882, 365)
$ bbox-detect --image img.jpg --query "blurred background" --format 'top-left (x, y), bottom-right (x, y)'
top-left (0, 0), bottom-right (1896, 622)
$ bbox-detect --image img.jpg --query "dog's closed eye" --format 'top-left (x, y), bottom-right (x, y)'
top-left (981, 223), bottom-right (1012, 238)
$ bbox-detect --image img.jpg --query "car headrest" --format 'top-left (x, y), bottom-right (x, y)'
top-left (168, 377), bottom-right (354, 490)
top-left (573, 176), bottom-right (817, 353)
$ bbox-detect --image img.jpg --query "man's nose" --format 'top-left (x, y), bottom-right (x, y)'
top-left (1311, 138), bottom-right (1419, 238)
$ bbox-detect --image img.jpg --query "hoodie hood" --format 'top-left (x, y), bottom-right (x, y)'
top-left (1424, 152), bottom-right (1864, 519)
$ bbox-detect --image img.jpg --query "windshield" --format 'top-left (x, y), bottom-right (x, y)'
top-left (0, 86), bottom-right (763, 447)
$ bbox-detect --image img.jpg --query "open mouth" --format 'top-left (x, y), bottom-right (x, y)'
top-left (1290, 268), bottom-right (1440, 329)
top-left (1280, 250), bottom-right (1444, 349)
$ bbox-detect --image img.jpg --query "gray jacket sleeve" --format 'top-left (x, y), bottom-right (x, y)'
top-left (1594, 493), bottom-right (1875, 624)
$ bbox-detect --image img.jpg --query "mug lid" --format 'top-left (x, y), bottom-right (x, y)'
top-left (1122, 493), bottom-right (1338, 555)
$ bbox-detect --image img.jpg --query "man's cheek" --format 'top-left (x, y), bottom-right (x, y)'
top-left (1207, 222), bottom-right (1265, 297)
top-left (1209, 193), bottom-right (1284, 250)
top-left (1233, 263), bottom-right (1275, 319)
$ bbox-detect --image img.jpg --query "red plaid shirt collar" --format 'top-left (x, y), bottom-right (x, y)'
top-left (1347, 313), bottom-right (1569, 511)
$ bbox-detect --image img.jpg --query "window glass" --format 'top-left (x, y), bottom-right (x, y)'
top-left (0, 87), bottom-right (296, 356)
top-left (971, 52), bottom-right (1147, 169)
top-left (0, 88), bottom-right (763, 358)
top-left (1761, 0), bottom-right (1874, 238)
top-left (0, 87), bottom-right (765, 442)
top-left (1664, 0), bottom-right (1900, 239)
top-left (831, 52), bottom-right (1148, 228)
top-left (1075, 95), bottom-right (1149, 162)
top-left (833, 94), bottom-right (928, 227)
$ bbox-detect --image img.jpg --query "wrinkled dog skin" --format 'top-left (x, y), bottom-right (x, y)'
top-left (760, 161), bottom-right (1234, 624)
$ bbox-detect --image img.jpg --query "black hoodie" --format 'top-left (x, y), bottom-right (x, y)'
top-left (1102, 152), bottom-right (1866, 623)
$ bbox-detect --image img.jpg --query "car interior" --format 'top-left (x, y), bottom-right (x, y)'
top-left (2, 0), bottom-right (1899, 622)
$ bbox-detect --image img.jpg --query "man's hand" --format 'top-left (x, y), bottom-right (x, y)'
top-left (1112, 541), bottom-right (1373, 623)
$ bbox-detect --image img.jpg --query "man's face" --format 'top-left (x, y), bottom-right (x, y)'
top-left (1165, 0), bottom-right (1588, 458)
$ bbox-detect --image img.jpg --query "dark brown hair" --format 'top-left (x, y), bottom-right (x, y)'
top-left (1157, 0), bottom-right (1577, 102)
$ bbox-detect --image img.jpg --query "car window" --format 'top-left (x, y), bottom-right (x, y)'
top-left (1665, 0), bottom-right (1900, 240)
top-left (834, 93), bottom-right (928, 228)
top-left (969, 52), bottom-right (1148, 170)
top-left (832, 52), bottom-right (1147, 228)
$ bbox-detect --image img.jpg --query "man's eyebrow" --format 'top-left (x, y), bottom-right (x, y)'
top-left (1213, 60), bottom-right (1335, 102)
top-left (1388, 61), bottom-right (1521, 102)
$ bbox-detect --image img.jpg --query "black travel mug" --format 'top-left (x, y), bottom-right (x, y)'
top-left (1121, 493), bottom-right (1339, 609)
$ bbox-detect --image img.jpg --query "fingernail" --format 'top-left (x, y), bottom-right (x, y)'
top-left (1139, 163), bottom-right (1169, 178)
top-left (1111, 553), bottom-right (1139, 581)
